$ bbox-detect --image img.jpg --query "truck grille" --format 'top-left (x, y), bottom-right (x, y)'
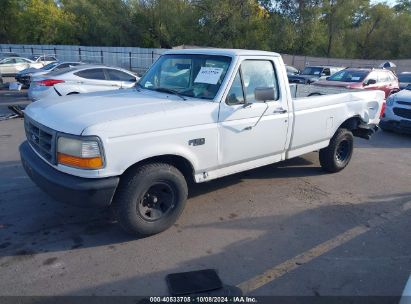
top-left (396, 100), bottom-right (411, 106)
top-left (393, 107), bottom-right (411, 119)
top-left (24, 117), bottom-right (57, 164)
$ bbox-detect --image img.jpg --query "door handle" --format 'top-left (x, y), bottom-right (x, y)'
top-left (273, 108), bottom-right (287, 114)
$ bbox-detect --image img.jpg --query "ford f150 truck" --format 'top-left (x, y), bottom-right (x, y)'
top-left (20, 49), bottom-right (385, 236)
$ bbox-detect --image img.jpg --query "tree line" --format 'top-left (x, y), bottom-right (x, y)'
top-left (1, 0), bottom-right (410, 59)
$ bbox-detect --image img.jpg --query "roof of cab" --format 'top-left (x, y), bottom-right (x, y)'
top-left (164, 48), bottom-right (281, 58)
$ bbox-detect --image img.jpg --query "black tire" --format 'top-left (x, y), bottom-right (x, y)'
top-left (113, 163), bottom-right (188, 236)
top-left (319, 128), bottom-right (354, 173)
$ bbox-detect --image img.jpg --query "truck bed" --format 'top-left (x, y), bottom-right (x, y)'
top-left (290, 83), bottom-right (361, 99)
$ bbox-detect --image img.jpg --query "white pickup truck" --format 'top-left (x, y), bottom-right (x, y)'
top-left (20, 49), bottom-right (385, 236)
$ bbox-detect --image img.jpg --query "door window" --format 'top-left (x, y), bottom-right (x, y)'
top-left (75, 68), bottom-right (106, 80)
top-left (377, 71), bottom-right (390, 83)
top-left (365, 71), bottom-right (378, 84)
top-left (106, 69), bottom-right (136, 82)
top-left (1, 58), bottom-right (16, 64)
top-left (323, 68), bottom-right (331, 76)
top-left (241, 60), bottom-right (279, 102)
top-left (226, 71), bottom-right (245, 105)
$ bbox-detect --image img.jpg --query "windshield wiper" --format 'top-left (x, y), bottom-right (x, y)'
top-left (154, 87), bottom-right (187, 101)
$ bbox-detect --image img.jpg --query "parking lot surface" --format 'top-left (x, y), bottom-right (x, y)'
top-left (0, 91), bottom-right (410, 297)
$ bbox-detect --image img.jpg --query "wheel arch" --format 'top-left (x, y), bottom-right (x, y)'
top-left (122, 154), bottom-right (195, 184)
top-left (338, 115), bottom-right (363, 131)
top-left (337, 115), bottom-right (376, 140)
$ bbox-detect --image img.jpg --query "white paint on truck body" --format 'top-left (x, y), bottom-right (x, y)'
top-left (23, 48), bottom-right (385, 182)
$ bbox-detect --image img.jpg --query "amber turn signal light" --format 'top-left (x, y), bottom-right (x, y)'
top-left (57, 152), bottom-right (103, 169)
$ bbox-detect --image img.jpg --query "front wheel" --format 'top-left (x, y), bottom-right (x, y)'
top-left (113, 163), bottom-right (188, 236)
top-left (319, 128), bottom-right (354, 173)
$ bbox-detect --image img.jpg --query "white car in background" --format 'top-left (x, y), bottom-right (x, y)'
top-left (28, 55), bottom-right (58, 66)
top-left (380, 85), bottom-right (411, 134)
top-left (28, 65), bottom-right (140, 101)
top-left (0, 57), bottom-right (44, 76)
top-left (16, 61), bottom-right (84, 87)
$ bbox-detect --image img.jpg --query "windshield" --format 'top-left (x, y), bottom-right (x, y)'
top-left (302, 67), bottom-right (323, 76)
top-left (42, 62), bottom-right (59, 70)
top-left (399, 74), bottom-right (411, 83)
top-left (328, 70), bottom-right (369, 82)
top-left (138, 54), bottom-right (232, 100)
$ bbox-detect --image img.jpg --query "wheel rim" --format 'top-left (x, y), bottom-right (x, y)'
top-left (335, 140), bottom-right (351, 163)
top-left (137, 182), bottom-right (176, 222)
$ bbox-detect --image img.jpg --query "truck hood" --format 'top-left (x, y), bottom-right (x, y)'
top-left (25, 89), bottom-right (217, 135)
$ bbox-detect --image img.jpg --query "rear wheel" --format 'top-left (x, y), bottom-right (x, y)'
top-left (113, 163), bottom-right (188, 236)
top-left (319, 128), bottom-right (354, 173)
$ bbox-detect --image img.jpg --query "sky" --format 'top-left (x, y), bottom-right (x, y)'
top-left (371, 0), bottom-right (398, 6)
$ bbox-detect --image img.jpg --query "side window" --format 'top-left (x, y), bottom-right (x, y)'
top-left (366, 71), bottom-right (378, 83)
top-left (377, 71), bottom-right (387, 83)
top-left (241, 60), bottom-right (279, 102)
top-left (58, 63), bottom-right (70, 69)
top-left (106, 69), bottom-right (136, 82)
top-left (3, 58), bottom-right (16, 64)
top-left (45, 56), bottom-right (56, 61)
top-left (74, 69), bottom-right (106, 80)
top-left (226, 70), bottom-right (245, 105)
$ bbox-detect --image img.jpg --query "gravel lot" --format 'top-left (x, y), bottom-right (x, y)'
top-left (0, 90), bottom-right (410, 297)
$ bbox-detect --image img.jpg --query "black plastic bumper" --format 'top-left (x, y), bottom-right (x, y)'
top-left (380, 120), bottom-right (411, 134)
top-left (15, 75), bottom-right (30, 86)
top-left (352, 123), bottom-right (379, 140)
top-left (20, 141), bottom-right (119, 208)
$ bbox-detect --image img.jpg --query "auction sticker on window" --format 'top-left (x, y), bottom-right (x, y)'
top-left (194, 67), bottom-right (224, 84)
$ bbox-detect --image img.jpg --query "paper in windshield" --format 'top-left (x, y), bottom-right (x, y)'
top-left (194, 67), bottom-right (223, 85)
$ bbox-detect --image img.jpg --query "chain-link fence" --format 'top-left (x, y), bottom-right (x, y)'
top-left (0, 44), bottom-right (167, 75)
top-left (1, 44), bottom-right (411, 74)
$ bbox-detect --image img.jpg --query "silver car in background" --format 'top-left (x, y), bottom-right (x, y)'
top-left (16, 61), bottom-right (84, 87)
top-left (380, 85), bottom-right (411, 134)
top-left (28, 55), bottom-right (58, 66)
top-left (0, 57), bottom-right (43, 76)
top-left (28, 65), bottom-right (140, 101)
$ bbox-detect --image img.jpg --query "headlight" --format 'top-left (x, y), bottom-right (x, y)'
top-left (386, 96), bottom-right (395, 107)
top-left (57, 136), bottom-right (104, 169)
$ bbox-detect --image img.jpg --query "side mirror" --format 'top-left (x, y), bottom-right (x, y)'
top-left (326, 77), bottom-right (330, 81)
top-left (254, 87), bottom-right (275, 102)
top-left (365, 79), bottom-right (377, 86)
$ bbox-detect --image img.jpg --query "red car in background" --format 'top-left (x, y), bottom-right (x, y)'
top-left (313, 68), bottom-right (399, 98)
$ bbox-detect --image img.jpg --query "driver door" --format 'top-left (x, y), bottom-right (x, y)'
top-left (218, 58), bottom-right (289, 167)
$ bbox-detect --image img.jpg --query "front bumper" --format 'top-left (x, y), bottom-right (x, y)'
top-left (380, 120), bottom-right (411, 134)
top-left (15, 75), bottom-right (31, 86)
top-left (20, 141), bottom-right (119, 208)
